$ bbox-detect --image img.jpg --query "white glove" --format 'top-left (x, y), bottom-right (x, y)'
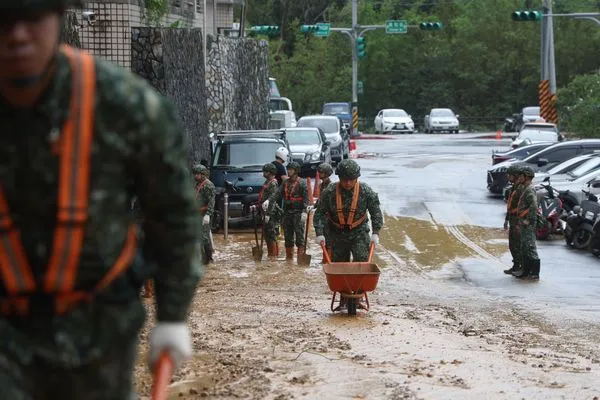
top-left (249, 205), bottom-right (257, 212)
top-left (202, 215), bottom-right (210, 225)
top-left (149, 322), bottom-right (192, 371)
top-left (262, 200), bottom-right (270, 212)
top-left (316, 235), bottom-right (326, 245)
top-left (301, 212), bottom-right (308, 223)
top-left (306, 205), bottom-right (314, 213)
top-left (264, 215), bottom-right (270, 223)
top-left (370, 234), bottom-right (379, 245)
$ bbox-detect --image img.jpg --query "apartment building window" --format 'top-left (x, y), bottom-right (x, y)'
top-left (196, 0), bottom-right (204, 13)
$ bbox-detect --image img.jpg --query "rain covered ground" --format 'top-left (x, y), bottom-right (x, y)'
top-left (134, 133), bottom-right (600, 399)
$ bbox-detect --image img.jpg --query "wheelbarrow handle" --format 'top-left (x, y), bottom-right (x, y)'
top-left (319, 241), bottom-right (332, 264)
top-left (368, 241), bottom-right (376, 263)
top-left (151, 352), bottom-right (174, 400)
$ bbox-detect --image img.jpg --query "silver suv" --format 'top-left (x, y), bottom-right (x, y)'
top-left (297, 115), bottom-right (349, 163)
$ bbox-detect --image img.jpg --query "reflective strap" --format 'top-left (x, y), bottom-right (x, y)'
top-left (0, 191), bottom-right (36, 295)
top-left (335, 181), bottom-right (361, 226)
top-left (258, 178), bottom-right (276, 204)
top-left (44, 46), bottom-right (96, 294)
top-left (196, 180), bottom-right (207, 195)
top-left (284, 180), bottom-right (299, 201)
top-left (326, 213), bottom-right (367, 230)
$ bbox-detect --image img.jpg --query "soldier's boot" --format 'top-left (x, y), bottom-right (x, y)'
top-left (142, 280), bottom-right (154, 298)
top-left (512, 259), bottom-right (530, 278)
top-left (286, 247), bottom-right (294, 260)
top-left (274, 242), bottom-right (280, 257)
top-left (204, 244), bottom-right (213, 265)
top-left (265, 241), bottom-right (273, 257)
top-left (297, 246), bottom-right (306, 260)
top-left (503, 261), bottom-right (519, 275)
top-left (527, 259), bottom-right (540, 280)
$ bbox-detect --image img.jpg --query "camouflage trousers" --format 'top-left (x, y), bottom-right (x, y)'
top-left (330, 229), bottom-right (371, 262)
top-left (519, 224), bottom-right (540, 262)
top-left (199, 219), bottom-right (212, 264)
top-left (282, 212), bottom-right (305, 248)
top-left (264, 217), bottom-right (280, 243)
top-left (508, 217), bottom-right (521, 267)
top-left (0, 339), bottom-right (137, 400)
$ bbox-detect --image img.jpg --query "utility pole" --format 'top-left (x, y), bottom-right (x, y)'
top-left (539, 0), bottom-right (557, 123)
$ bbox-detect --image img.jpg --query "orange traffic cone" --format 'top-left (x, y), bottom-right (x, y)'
top-left (349, 140), bottom-right (357, 151)
top-left (496, 130), bottom-right (502, 140)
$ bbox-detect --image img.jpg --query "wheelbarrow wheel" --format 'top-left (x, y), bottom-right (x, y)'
top-left (347, 297), bottom-right (357, 316)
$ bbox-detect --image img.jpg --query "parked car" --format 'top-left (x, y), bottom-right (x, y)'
top-left (374, 108), bottom-right (415, 134)
top-left (487, 139), bottom-right (600, 194)
top-left (533, 154), bottom-right (600, 184)
top-left (268, 77), bottom-right (281, 97)
top-left (511, 122), bottom-right (562, 148)
top-left (538, 168), bottom-right (600, 206)
top-left (322, 102), bottom-right (356, 137)
top-left (285, 127), bottom-right (332, 177)
top-left (423, 108), bottom-right (459, 134)
top-left (297, 115), bottom-right (349, 163)
top-left (491, 142), bottom-right (553, 165)
top-left (515, 106), bottom-right (541, 132)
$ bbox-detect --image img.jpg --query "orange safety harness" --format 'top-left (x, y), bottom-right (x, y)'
top-left (284, 180), bottom-right (303, 202)
top-left (0, 46), bottom-right (137, 316)
top-left (258, 178), bottom-right (276, 204)
top-left (196, 179), bottom-right (208, 213)
top-left (506, 190), bottom-right (518, 216)
top-left (326, 181), bottom-right (366, 231)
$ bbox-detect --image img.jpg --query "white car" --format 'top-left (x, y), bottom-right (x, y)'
top-left (538, 168), bottom-right (600, 205)
top-left (512, 122), bottom-right (562, 148)
top-left (533, 153), bottom-right (599, 184)
top-left (374, 109), bottom-right (414, 134)
top-left (423, 108), bottom-right (459, 134)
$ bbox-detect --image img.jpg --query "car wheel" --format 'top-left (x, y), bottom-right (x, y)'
top-left (408, 130), bottom-right (414, 134)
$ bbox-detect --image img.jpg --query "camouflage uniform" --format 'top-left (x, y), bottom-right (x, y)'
top-left (503, 166), bottom-right (522, 274)
top-left (314, 160), bottom-right (384, 262)
top-left (513, 167), bottom-right (541, 279)
top-left (259, 163), bottom-right (280, 257)
top-left (315, 163), bottom-right (335, 259)
top-left (0, 10), bottom-right (202, 399)
top-left (268, 162), bottom-right (309, 259)
top-left (193, 164), bottom-right (215, 264)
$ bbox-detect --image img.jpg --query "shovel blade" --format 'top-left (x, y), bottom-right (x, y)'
top-left (298, 254), bottom-right (312, 266)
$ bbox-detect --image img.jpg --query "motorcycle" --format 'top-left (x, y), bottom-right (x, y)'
top-left (563, 188), bottom-right (600, 249)
top-left (535, 178), bottom-right (564, 240)
top-left (211, 178), bottom-right (261, 232)
top-left (503, 113), bottom-right (520, 133)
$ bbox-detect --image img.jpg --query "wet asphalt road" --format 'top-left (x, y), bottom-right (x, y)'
top-left (353, 132), bottom-right (600, 325)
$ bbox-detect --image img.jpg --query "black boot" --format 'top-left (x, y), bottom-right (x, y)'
top-left (204, 243), bottom-right (214, 265)
top-left (512, 259), bottom-right (530, 278)
top-left (504, 262), bottom-right (518, 275)
top-left (526, 259), bottom-right (540, 280)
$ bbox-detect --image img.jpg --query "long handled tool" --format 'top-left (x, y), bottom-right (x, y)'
top-left (151, 352), bottom-right (174, 400)
top-left (319, 241), bottom-right (375, 264)
top-left (251, 208), bottom-right (264, 261)
top-left (298, 210), bottom-right (312, 266)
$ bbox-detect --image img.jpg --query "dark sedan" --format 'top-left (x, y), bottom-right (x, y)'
top-left (285, 127), bottom-right (332, 178)
top-left (491, 142), bottom-right (554, 165)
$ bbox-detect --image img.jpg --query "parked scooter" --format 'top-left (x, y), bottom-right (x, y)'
top-left (563, 188), bottom-right (600, 249)
top-left (535, 178), bottom-right (564, 240)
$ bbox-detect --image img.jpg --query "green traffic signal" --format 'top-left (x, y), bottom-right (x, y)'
top-left (511, 10), bottom-right (542, 21)
top-left (419, 21), bottom-right (442, 30)
top-left (356, 36), bottom-right (367, 60)
top-left (300, 25), bottom-right (318, 33)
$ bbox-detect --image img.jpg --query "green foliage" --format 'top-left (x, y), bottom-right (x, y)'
top-left (259, 0), bottom-right (600, 134)
top-left (556, 72), bottom-right (600, 138)
top-left (145, 0), bottom-right (169, 26)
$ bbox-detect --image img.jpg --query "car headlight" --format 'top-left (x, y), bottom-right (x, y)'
top-left (311, 152), bottom-right (321, 161)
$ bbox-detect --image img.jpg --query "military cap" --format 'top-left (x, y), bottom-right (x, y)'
top-left (507, 165), bottom-right (520, 176)
top-left (335, 159), bottom-right (361, 179)
top-left (519, 166), bottom-right (535, 178)
top-left (262, 163), bottom-right (277, 174)
top-left (317, 162), bottom-right (333, 177)
top-left (287, 161), bottom-right (301, 172)
top-left (0, 0), bottom-right (82, 11)
top-left (191, 163), bottom-right (209, 176)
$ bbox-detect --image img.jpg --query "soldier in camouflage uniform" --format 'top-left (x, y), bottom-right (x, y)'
top-left (315, 162), bottom-right (335, 261)
top-left (503, 165), bottom-right (522, 275)
top-left (513, 166), bottom-right (541, 280)
top-left (314, 159), bottom-right (384, 262)
top-left (193, 164), bottom-right (216, 265)
top-left (0, 1), bottom-right (202, 398)
top-left (259, 163), bottom-right (281, 258)
top-left (267, 162), bottom-right (309, 260)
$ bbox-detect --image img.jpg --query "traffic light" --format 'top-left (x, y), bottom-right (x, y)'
top-left (300, 25), bottom-right (319, 33)
top-left (511, 10), bottom-right (542, 21)
top-left (249, 25), bottom-right (281, 36)
top-left (356, 36), bottom-right (367, 60)
top-left (419, 21), bottom-right (442, 30)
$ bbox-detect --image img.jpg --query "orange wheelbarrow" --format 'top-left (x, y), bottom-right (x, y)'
top-left (320, 242), bottom-right (381, 316)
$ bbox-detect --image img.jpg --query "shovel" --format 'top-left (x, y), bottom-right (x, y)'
top-left (298, 210), bottom-right (312, 266)
top-left (151, 352), bottom-right (174, 400)
top-left (251, 208), bottom-right (264, 261)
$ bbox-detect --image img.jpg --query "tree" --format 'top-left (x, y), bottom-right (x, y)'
top-left (556, 72), bottom-right (600, 138)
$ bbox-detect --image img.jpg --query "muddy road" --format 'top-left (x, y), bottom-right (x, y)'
top-left (135, 133), bottom-right (600, 399)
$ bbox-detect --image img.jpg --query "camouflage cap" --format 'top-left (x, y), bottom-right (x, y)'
top-left (335, 159), bottom-right (361, 179)
top-left (262, 163), bottom-right (277, 174)
top-left (287, 161), bottom-right (301, 172)
top-left (520, 166), bottom-right (535, 178)
top-left (317, 162), bottom-right (333, 177)
top-left (191, 163), bottom-right (209, 176)
top-left (0, 0), bottom-right (82, 11)
top-left (507, 165), bottom-right (520, 176)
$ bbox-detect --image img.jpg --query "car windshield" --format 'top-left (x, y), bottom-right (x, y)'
top-left (323, 104), bottom-right (350, 115)
top-left (383, 110), bottom-right (408, 118)
top-left (213, 141), bottom-right (282, 168)
top-left (569, 157), bottom-right (600, 178)
top-left (523, 107), bottom-right (540, 116)
top-left (431, 109), bottom-right (454, 117)
top-left (286, 129), bottom-right (321, 145)
top-left (298, 118), bottom-right (338, 134)
top-left (269, 99), bottom-right (290, 112)
top-left (517, 130), bottom-right (558, 142)
top-left (546, 156), bottom-right (588, 175)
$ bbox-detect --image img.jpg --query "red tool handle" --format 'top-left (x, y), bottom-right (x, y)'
top-left (151, 352), bottom-right (174, 400)
top-left (368, 242), bottom-right (376, 263)
top-left (319, 241), bottom-right (332, 264)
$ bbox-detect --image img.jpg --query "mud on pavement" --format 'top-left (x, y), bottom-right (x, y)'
top-left (134, 216), bottom-right (600, 399)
